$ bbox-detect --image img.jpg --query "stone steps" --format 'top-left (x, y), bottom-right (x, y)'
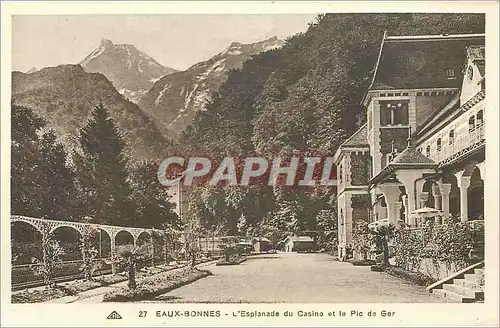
top-left (430, 264), bottom-right (484, 303)
top-left (432, 288), bottom-right (476, 303)
top-left (442, 283), bottom-right (484, 299)
top-left (454, 278), bottom-right (480, 290)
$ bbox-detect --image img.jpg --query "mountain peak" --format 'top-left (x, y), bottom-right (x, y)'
top-left (100, 38), bottom-right (114, 46)
top-left (80, 39), bottom-right (177, 103)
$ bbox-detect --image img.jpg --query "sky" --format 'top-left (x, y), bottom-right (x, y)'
top-left (12, 14), bottom-right (318, 72)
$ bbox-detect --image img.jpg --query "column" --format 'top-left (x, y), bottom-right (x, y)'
top-left (432, 184), bottom-right (441, 210)
top-left (345, 196), bottom-right (353, 247)
top-left (455, 171), bottom-right (471, 222)
top-left (419, 192), bottom-right (429, 208)
top-left (401, 194), bottom-right (408, 224)
top-left (440, 183), bottom-right (452, 220)
top-left (396, 171), bottom-right (421, 227)
top-left (110, 233), bottom-right (117, 274)
top-left (378, 184), bottom-right (401, 226)
top-left (476, 162), bottom-right (485, 180)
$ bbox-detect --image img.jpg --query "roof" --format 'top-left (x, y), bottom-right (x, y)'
top-left (391, 145), bottom-right (436, 165)
top-left (339, 124), bottom-right (369, 148)
top-left (368, 33), bottom-right (485, 91)
top-left (416, 92), bottom-right (460, 137)
top-left (369, 140), bottom-right (437, 185)
top-left (285, 236), bottom-right (314, 243)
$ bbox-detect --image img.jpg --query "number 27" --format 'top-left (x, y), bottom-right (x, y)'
top-left (139, 311), bottom-right (147, 317)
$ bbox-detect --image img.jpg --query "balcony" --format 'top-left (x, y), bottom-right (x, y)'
top-left (434, 124), bottom-right (484, 166)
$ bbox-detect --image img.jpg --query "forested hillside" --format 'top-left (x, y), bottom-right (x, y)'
top-left (180, 13), bottom-right (485, 245)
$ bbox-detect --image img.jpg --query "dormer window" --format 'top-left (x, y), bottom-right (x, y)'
top-left (446, 68), bottom-right (456, 79)
top-left (379, 100), bottom-right (409, 126)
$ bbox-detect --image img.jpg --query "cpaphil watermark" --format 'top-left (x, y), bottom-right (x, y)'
top-left (157, 156), bottom-right (337, 187)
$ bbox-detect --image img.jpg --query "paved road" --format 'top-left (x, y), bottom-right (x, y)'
top-left (152, 252), bottom-right (443, 303)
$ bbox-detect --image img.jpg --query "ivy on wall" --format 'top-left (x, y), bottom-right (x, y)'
top-left (349, 153), bottom-right (371, 186)
top-left (351, 194), bottom-right (371, 209)
top-left (351, 219), bottom-right (373, 261)
top-left (379, 128), bottom-right (409, 154)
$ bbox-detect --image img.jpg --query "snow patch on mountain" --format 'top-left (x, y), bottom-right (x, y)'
top-left (139, 36), bottom-right (284, 136)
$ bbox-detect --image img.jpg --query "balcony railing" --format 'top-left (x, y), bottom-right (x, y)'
top-left (433, 124), bottom-right (485, 165)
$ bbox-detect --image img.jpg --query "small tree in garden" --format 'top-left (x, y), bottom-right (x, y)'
top-left (30, 227), bottom-right (65, 288)
top-left (371, 224), bottom-right (395, 266)
top-left (114, 243), bottom-right (151, 289)
top-left (163, 226), bottom-right (181, 264)
top-left (79, 225), bottom-right (99, 281)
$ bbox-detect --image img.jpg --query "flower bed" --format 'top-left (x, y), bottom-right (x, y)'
top-left (102, 268), bottom-right (212, 302)
top-left (383, 266), bottom-right (436, 286)
top-left (11, 287), bottom-right (68, 303)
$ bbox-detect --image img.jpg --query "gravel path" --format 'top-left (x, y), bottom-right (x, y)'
top-left (151, 252), bottom-right (444, 303)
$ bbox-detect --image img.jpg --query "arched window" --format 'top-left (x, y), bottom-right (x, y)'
top-left (476, 110), bottom-right (484, 126)
top-left (426, 145), bottom-right (431, 157)
top-left (449, 129), bottom-right (455, 145)
top-left (437, 138), bottom-right (442, 152)
top-left (469, 115), bottom-right (476, 132)
top-left (339, 164), bottom-right (343, 184)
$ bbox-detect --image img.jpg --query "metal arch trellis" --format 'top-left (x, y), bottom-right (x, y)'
top-left (10, 215), bottom-right (157, 246)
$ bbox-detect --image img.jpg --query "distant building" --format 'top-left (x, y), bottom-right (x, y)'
top-left (335, 33), bottom-right (485, 259)
top-left (252, 237), bottom-right (272, 252)
top-left (284, 236), bottom-right (315, 252)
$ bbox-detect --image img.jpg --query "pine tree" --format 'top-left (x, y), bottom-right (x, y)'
top-left (75, 103), bottom-right (133, 225)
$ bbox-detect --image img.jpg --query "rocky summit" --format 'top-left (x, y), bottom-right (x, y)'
top-left (139, 37), bottom-right (284, 136)
top-left (80, 39), bottom-right (178, 104)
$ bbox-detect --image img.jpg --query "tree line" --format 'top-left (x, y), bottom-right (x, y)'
top-left (11, 103), bottom-right (180, 230)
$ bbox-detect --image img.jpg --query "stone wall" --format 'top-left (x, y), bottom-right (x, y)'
top-left (418, 258), bottom-right (468, 280)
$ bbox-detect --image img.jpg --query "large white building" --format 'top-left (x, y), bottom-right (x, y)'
top-left (335, 33), bottom-right (485, 258)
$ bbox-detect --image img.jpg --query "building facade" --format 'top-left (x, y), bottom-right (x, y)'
top-left (335, 33), bottom-right (485, 258)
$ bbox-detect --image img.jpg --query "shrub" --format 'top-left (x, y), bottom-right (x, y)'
top-left (216, 255), bottom-right (247, 266)
top-left (348, 259), bottom-right (375, 266)
top-left (370, 264), bottom-right (385, 272)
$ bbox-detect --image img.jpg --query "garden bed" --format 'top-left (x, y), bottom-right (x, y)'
top-left (216, 256), bottom-right (246, 266)
top-left (102, 268), bottom-right (212, 302)
top-left (10, 264), bottom-right (180, 303)
top-left (382, 266), bottom-right (437, 286)
top-left (11, 274), bottom-right (129, 304)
